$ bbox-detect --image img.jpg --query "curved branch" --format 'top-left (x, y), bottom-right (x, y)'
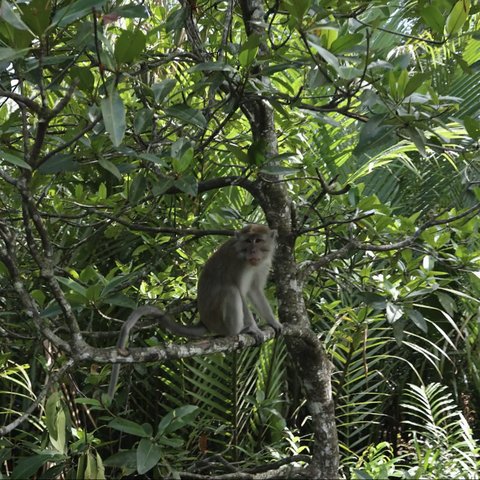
top-left (300, 202), bottom-right (480, 279)
top-left (0, 89), bottom-right (41, 113)
top-left (73, 324), bottom-right (315, 365)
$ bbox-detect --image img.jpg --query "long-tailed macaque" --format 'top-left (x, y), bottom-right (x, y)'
top-left (108, 224), bottom-right (282, 399)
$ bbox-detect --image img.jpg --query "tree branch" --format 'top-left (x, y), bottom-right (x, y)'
top-left (0, 359), bottom-right (75, 436)
top-left (299, 202), bottom-right (480, 279)
top-left (72, 324), bottom-right (314, 365)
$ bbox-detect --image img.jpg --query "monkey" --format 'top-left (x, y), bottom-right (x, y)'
top-left (107, 224), bottom-right (282, 399)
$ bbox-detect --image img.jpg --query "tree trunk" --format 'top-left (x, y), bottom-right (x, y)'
top-left (238, 0), bottom-right (339, 477)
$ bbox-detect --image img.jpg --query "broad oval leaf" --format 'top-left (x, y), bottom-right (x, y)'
top-left (307, 38), bottom-right (339, 71)
top-left (171, 138), bottom-right (194, 173)
top-left (129, 173), bottom-right (147, 204)
top-left (0, 0), bottom-right (30, 30)
top-left (110, 5), bottom-right (149, 19)
top-left (407, 309), bottom-right (428, 333)
top-left (11, 455), bottom-right (58, 480)
top-left (157, 405), bottom-right (199, 436)
top-left (115, 30), bottom-right (146, 64)
top-left (108, 418), bottom-right (151, 438)
top-left (0, 47), bottom-right (29, 62)
top-left (38, 154), bottom-right (77, 174)
top-left (21, 0), bottom-right (52, 35)
top-left (164, 104), bottom-right (206, 129)
top-left (421, 5), bottom-right (445, 34)
top-left (0, 149), bottom-right (31, 170)
top-left (445, 0), bottom-right (470, 36)
top-left (101, 91), bottom-right (126, 147)
top-left (98, 158), bottom-right (122, 180)
top-left (136, 438), bottom-right (162, 475)
top-left (152, 79), bottom-right (176, 104)
top-left (52, 0), bottom-right (106, 27)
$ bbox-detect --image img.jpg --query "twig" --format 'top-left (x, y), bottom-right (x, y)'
top-left (0, 359), bottom-right (75, 436)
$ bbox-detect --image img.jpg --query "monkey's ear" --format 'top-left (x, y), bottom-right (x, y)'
top-left (270, 229), bottom-right (278, 239)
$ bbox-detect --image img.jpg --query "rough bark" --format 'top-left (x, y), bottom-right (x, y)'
top-left (238, 0), bottom-right (339, 477)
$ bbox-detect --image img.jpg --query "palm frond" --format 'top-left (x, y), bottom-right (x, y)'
top-left (401, 382), bottom-right (480, 478)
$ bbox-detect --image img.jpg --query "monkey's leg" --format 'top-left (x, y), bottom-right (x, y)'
top-left (240, 296), bottom-right (265, 342)
top-left (219, 287), bottom-right (247, 335)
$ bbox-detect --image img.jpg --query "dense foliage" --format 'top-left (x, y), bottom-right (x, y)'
top-left (0, 0), bottom-right (479, 478)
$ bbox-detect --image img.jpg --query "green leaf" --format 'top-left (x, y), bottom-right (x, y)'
top-left (307, 38), bottom-right (339, 71)
top-left (108, 418), bottom-right (151, 438)
top-left (239, 34), bottom-right (260, 68)
top-left (152, 79), bottom-right (176, 104)
top-left (52, 0), bottom-right (106, 27)
top-left (0, 1), bottom-right (30, 30)
top-left (103, 450), bottom-right (136, 469)
top-left (45, 392), bottom-right (61, 441)
top-left (12, 455), bottom-right (58, 480)
top-left (134, 109), bottom-right (153, 134)
top-left (436, 291), bottom-right (456, 316)
top-left (50, 407), bottom-right (66, 453)
top-left (136, 439), bottom-right (163, 475)
top-left (98, 158), bottom-right (122, 180)
top-left (85, 451), bottom-right (100, 479)
top-left (463, 116), bottom-right (480, 140)
top-left (70, 66), bottom-right (95, 92)
top-left (0, 149), bottom-right (31, 170)
top-left (115, 30), bottom-right (146, 64)
top-left (164, 104), bottom-right (206, 129)
top-left (421, 5), bottom-right (445, 34)
top-left (404, 72), bottom-right (430, 97)
top-left (101, 90), bottom-right (126, 147)
top-left (157, 405), bottom-right (199, 436)
top-left (445, 0), bottom-right (470, 36)
top-left (165, 7), bottom-right (186, 33)
top-left (284, 0), bottom-right (311, 23)
top-left (330, 33), bottom-right (363, 53)
top-left (353, 115), bottom-right (394, 157)
top-left (111, 5), bottom-right (149, 19)
top-left (362, 292), bottom-right (386, 309)
top-left (188, 61), bottom-right (236, 73)
top-left (171, 138), bottom-right (194, 173)
top-left (0, 47), bottom-right (29, 62)
top-left (21, 0), bottom-right (52, 35)
top-left (38, 154), bottom-right (77, 174)
top-left (56, 277), bottom-right (88, 298)
top-left (103, 294), bottom-right (137, 309)
top-left (173, 176), bottom-right (198, 196)
top-left (260, 165), bottom-right (301, 176)
top-left (129, 173), bottom-right (147, 204)
top-left (407, 309), bottom-right (428, 333)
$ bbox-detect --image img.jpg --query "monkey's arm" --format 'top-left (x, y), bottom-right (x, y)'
top-left (107, 306), bottom-right (208, 399)
top-left (247, 288), bottom-right (283, 334)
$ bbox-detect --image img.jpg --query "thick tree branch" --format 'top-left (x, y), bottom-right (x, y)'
top-left (71, 324), bottom-right (315, 365)
top-left (0, 89), bottom-right (42, 113)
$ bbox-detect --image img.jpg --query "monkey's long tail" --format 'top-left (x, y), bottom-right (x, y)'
top-left (128, 305), bottom-right (208, 337)
top-left (108, 306), bottom-right (207, 399)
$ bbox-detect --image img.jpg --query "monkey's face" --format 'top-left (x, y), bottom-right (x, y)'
top-left (234, 224), bottom-right (276, 266)
top-left (242, 236), bottom-right (271, 266)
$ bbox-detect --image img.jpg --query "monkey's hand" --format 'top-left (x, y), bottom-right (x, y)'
top-left (268, 319), bottom-right (283, 336)
top-left (243, 325), bottom-right (266, 343)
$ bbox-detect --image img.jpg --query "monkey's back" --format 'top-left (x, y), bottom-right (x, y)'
top-left (197, 238), bottom-right (249, 335)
